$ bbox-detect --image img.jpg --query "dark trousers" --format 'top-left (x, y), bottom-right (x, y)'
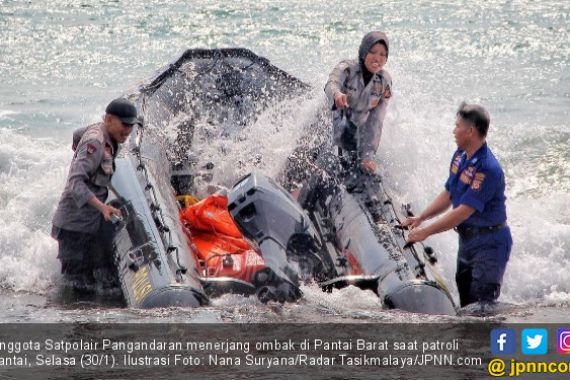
top-left (337, 121), bottom-right (358, 164)
top-left (53, 227), bottom-right (118, 291)
top-left (455, 227), bottom-right (512, 307)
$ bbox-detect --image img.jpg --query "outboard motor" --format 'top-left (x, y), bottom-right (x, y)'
top-left (227, 172), bottom-right (325, 302)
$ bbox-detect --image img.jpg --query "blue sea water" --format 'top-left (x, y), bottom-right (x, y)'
top-left (0, 0), bottom-right (569, 322)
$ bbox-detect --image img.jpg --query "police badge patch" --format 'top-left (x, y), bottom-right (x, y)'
top-left (471, 172), bottom-right (486, 191)
top-left (459, 173), bottom-right (471, 184)
top-left (86, 143), bottom-right (96, 154)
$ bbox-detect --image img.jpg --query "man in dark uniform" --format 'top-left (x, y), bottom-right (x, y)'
top-left (51, 98), bottom-right (139, 291)
top-left (403, 102), bottom-right (512, 307)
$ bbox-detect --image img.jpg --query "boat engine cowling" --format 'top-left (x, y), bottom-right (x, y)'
top-left (227, 172), bottom-right (325, 302)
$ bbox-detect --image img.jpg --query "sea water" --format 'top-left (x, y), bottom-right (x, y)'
top-left (0, 0), bottom-right (568, 322)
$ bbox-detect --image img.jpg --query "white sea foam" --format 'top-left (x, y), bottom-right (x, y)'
top-left (0, 128), bottom-right (68, 293)
top-left (0, 110), bottom-right (19, 120)
top-left (0, 0), bottom-right (568, 316)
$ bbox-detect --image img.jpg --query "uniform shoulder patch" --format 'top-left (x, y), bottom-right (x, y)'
top-left (471, 172), bottom-right (486, 191)
top-left (450, 154), bottom-right (462, 174)
top-left (86, 143), bottom-right (97, 154)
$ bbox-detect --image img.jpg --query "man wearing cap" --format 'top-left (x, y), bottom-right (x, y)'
top-left (51, 98), bottom-right (139, 290)
top-left (402, 102), bottom-right (512, 308)
top-left (324, 30), bottom-right (392, 173)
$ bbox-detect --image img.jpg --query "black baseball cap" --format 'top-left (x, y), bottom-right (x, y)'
top-left (105, 98), bottom-right (138, 125)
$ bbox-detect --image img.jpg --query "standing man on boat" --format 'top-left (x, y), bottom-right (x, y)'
top-left (51, 98), bottom-right (139, 291)
top-left (324, 30), bottom-right (392, 173)
top-left (402, 102), bottom-right (512, 308)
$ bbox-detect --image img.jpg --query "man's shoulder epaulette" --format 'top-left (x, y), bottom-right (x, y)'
top-left (79, 123), bottom-right (105, 145)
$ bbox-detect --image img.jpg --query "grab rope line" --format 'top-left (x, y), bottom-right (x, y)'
top-left (134, 97), bottom-right (187, 282)
top-left (379, 182), bottom-right (432, 278)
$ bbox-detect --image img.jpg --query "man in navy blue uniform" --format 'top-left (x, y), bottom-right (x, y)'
top-left (403, 102), bottom-right (512, 307)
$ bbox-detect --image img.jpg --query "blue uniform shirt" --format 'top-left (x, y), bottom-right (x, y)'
top-left (445, 143), bottom-right (507, 227)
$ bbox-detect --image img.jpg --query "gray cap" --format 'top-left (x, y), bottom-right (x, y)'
top-left (105, 98), bottom-right (138, 125)
top-left (358, 31), bottom-right (389, 63)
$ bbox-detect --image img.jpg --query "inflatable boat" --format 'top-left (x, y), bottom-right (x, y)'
top-left (107, 48), bottom-right (456, 315)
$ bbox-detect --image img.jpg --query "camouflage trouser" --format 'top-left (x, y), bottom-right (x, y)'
top-left (52, 226), bottom-right (118, 291)
top-left (455, 227), bottom-right (512, 307)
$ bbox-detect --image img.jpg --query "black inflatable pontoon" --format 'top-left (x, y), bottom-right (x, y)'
top-left (106, 48), bottom-right (456, 315)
